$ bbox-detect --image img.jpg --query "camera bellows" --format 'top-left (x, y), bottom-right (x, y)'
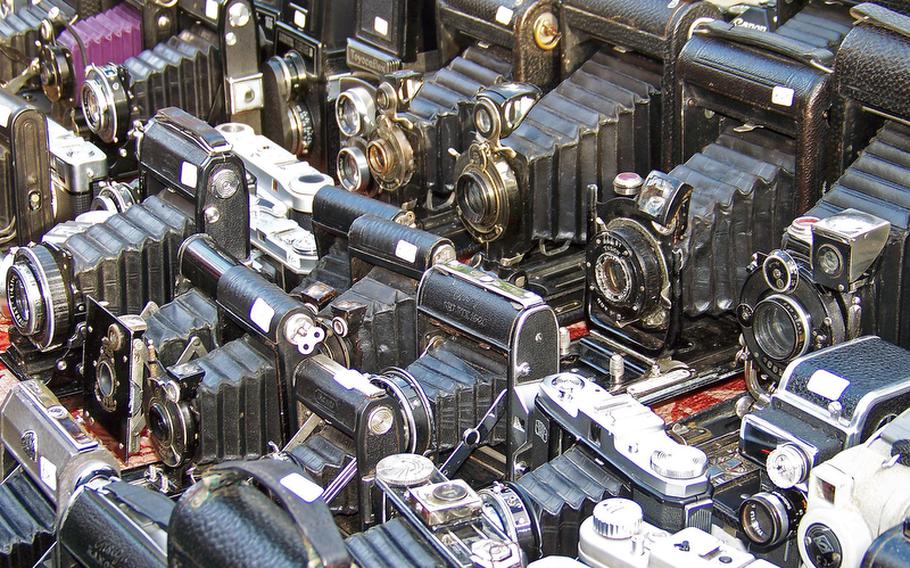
top-left (514, 446), bottom-right (622, 557)
top-left (404, 338), bottom-right (508, 453)
top-left (672, 128), bottom-right (796, 317)
top-left (773, 2), bottom-right (853, 53)
top-left (285, 432), bottom-right (359, 516)
top-left (347, 517), bottom-right (445, 567)
top-left (0, 469), bottom-right (54, 567)
top-left (408, 47), bottom-right (511, 120)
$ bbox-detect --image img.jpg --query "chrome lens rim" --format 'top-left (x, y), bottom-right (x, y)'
top-left (752, 294), bottom-right (810, 363)
top-left (337, 146), bottom-right (370, 192)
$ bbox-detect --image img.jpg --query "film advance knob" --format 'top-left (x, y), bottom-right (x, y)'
top-left (375, 453), bottom-right (435, 488)
top-left (650, 445), bottom-right (708, 480)
top-left (592, 499), bottom-right (643, 540)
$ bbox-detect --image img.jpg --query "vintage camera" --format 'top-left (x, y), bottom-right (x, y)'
top-left (559, 0), bottom-right (721, 171)
top-left (306, 215), bottom-right (455, 373)
top-left (679, 21), bottom-right (834, 213)
top-left (530, 373), bottom-right (714, 534)
top-left (80, 25), bottom-right (221, 146)
top-left (576, 498), bottom-right (778, 568)
top-left (0, 0), bottom-right (75, 85)
top-left (81, 0), bottom-right (263, 148)
top-left (584, 171), bottom-right (738, 386)
top-left (148, 234), bottom-right (325, 470)
top-left (351, 50), bottom-right (511, 230)
top-left (215, 121), bottom-right (333, 288)
top-left (301, 185), bottom-right (415, 292)
top-left (740, 337), bottom-right (910, 501)
top-left (2, 107), bottom-right (248, 384)
top-left (82, 288), bottom-right (221, 458)
top-left (795, 406), bottom-right (910, 568)
top-left (262, 0), bottom-right (356, 171)
top-left (169, 455), bottom-right (350, 567)
top-left (738, 122), bottom-right (910, 389)
top-left (37, 3), bottom-right (144, 112)
top-left (393, 261), bottom-right (558, 473)
top-left (0, 89), bottom-right (55, 246)
top-left (288, 355), bottom-right (406, 525)
top-left (353, 0), bottom-right (559, 215)
top-left (346, 453), bottom-right (523, 567)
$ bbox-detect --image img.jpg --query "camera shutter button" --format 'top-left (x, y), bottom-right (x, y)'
top-left (592, 498), bottom-right (643, 540)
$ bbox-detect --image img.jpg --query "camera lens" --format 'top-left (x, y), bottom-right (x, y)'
top-left (594, 253), bottom-right (632, 303)
top-left (96, 360), bottom-right (116, 400)
top-left (336, 87), bottom-right (375, 138)
top-left (6, 263), bottom-right (44, 337)
top-left (474, 102), bottom-right (499, 139)
top-left (148, 403), bottom-right (173, 448)
top-left (82, 64), bottom-right (130, 143)
top-left (337, 147), bottom-right (370, 192)
top-left (752, 295), bottom-right (809, 362)
top-left (815, 244), bottom-right (843, 278)
top-left (740, 491), bottom-right (803, 548)
top-left (456, 170), bottom-right (505, 240)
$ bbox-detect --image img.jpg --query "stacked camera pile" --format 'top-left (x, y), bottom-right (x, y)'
top-left (1, 0), bottom-right (910, 567)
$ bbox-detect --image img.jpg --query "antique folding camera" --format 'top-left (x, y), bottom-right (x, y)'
top-left (215, 121), bottom-right (333, 289)
top-left (303, 215), bottom-right (455, 373)
top-left (301, 184), bottom-right (415, 292)
top-left (738, 123), bottom-right (909, 391)
top-left (0, 0), bottom-right (75, 85)
top-left (559, 0), bottom-right (720, 171)
top-left (82, 288), bottom-right (221, 458)
top-left (140, 234), bottom-right (325, 472)
top-left (346, 453), bottom-right (523, 567)
top-left (287, 354), bottom-right (406, 526)
top-left (2, 107), bottom-right (248, 385)
top-left (795, 406), bottom-right (910, 568)
top-left (262, 0), bottom-right (356, 172)
top-left (81, 0), bottom-right (262, 150)
top-left (740, 337), bottom-right (910, 502)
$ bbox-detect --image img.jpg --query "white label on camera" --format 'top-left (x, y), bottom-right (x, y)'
top-left (39, 456), bottom-right (57, 491)
top-left (807, 370), bottom-right (850, 400)
top-left (204, 0), bottom-right (219, 20)
top-left (293, 8), bottom-right (307, 29)
top-left (395, 239), bottom-right (418, 263)
top-left (0, 105), bottom-right (10, 127)
top-left (180, 162), bottom-right (198, 188)
top-left (280, 473), bottom-right (322, 502)
top-left (373, 16), bottom-right (389, 37)
top-left (771, 86), bottom-right (795, 107)
top-left (333, 368), bottom-right (384, 396)
top-left (250, 298), bottom-right (274, 332)
top-left (495, 6), bottom-right (514, 25)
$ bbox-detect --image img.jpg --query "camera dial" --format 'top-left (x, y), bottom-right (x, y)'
top-left (766, 443), bottom-right (810, 489)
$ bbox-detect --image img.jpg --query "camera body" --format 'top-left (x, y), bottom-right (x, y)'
top-left (401, 261), bottom-right (558, 470)
top-left (740, 337), bottom-right (910, 494)
top-left (47, 117), bottom-right (108, 223)
top-left (738, 123), bottom-right (910, 387)
top-left (345, 0), bottom-right (436, 79)
top-left (530, 372), bottom-right (714, 534)
top-left (215, 121), bottom-right (333, 288)
top-left (0, 90), bottom-right (55, 246)
top-left (796, 406), bottom-right (910, 568)
top-left (311, 215), bottom-right (455, 373)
